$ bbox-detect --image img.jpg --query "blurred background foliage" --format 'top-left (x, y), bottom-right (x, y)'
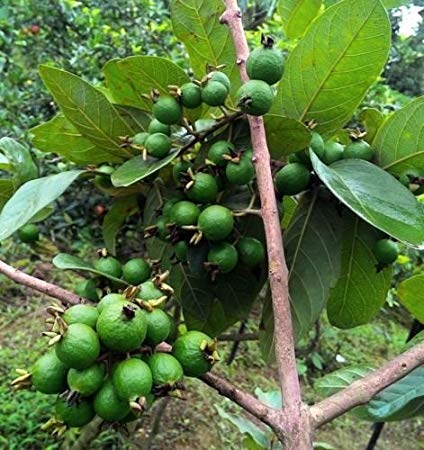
top-left (0, 1), bottom-right (423, 449)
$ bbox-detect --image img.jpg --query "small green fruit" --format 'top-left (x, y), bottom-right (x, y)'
top-left (122, 258), bottom-right (151, 285)
top-left (145, 133), bottom-right (172, 158)
top-left (343, 140), bottom-right (374, 161)
top-left (55, 397), bottom-right (95, 428)
top-left (209, 71), bottom-right (231, 93)
top-left (237, 237), bottom-right (265, 267)
top-left (186, 173), bottom-right (219, 203)
top-left (246, 47), bottom-right (284, 85)
top-left (113, 358), bottom-right (153, 401)
top-left (373, 239), bottom-right (399, 265)
top-left (153, 96), bottom-right (182, 125)
top-left (148, 353), bottom-right (183, 386)
top-left (138, 281), bottom-right (164, 302)
top-left (94, 256), bottom-right (122, 278)
top-left (226, 156), bottom-right (255, 185)
top-left (148, 118), bottom-right (171, 136)
top-left (275, 163), bottom-right (310, 195)
top-left (172, 160), bottom-right (191, 183)
top-left (174, 241), bottom-right (189, 262)
top-left (180, 82), bottom-right (202, 109)
top-left (63, 304), bottom-right (99, 329)
top-left (32, 351), bottom-right (68, 394)
top-left (310, 132), bottom-right (325, 159)
top-left (236, 80), bottom-right (274, 116)
top-left (208, 141), bottom-right (234, 167)
top-left (132, 132), bottom-right (149, 146)
top-left (399, 168), bottom-right (424, 195)
top-left (201, 81), bottom-right (228, 107)
top-left (322, 141), bottom-right (344, 164)
top-left (198, 205), bottom-right (234, 241)
top-left (170, 201), bottom-right (201, 227)
top-left (97, 293), bottom-right (127, 314)
top-left (145, 308), bottom-right (172, 346)
top-left (17, 224), bottom-right (39, 243)
top-left (207, 242), bottom-right (238, 274)
top-left (94, 379), bottom-right (130, 421)
top-left (67, 363), bottom-right (105, 397)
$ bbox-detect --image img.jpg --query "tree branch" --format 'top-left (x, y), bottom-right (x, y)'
top-left (0, 259), bottom-right (82, 305)
top-left (220, 2), bottom-right (310, 447)
top-left (310, 342), bottom-right (424, 428)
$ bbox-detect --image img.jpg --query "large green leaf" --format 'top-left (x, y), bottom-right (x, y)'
top-left (0, 171), bottom-right (84, 241)
top-left (171, 0), bottom-right (240, 93)
top-left (315, 364), bottom-right (375, 420)
top-left (327, 213), bottom-right (392, 329)
top-left (397, 274), bottom-right (424, 323)
top-left (39, 66), bottom-right (133, 160)
top-left (374, 97), bottom-right (424, 175)
top-left (112, 152), bottom-right (181, 187)
top-left (103, 56), bottom-right (190, 111)
top-left (0, 138), bottom-right (38, 184)
top-left (359, 108), bottom-right (385, 144)
top-left (264, 114), bottom-right (311, 159)
top-left (278, 0), bottom-right (322, 39)
top-left (368, 367), bottom-right (424, 421)
top-left (0, 180), bottom-right (16, 211)
top-left (31, 115), bottom-right (121, 165)
top-left (310, 152), bottom-right (424, 247)
top-left (52, 253), bottom-right (128, 285)
top-left (260, 193), bottom-right (343, 360)
top-left (103, 196), bottom-right (139, 255)
top-left (273, 0), bottom-right (391, 136)
top-left (324, 0), bottom-right (407, 9)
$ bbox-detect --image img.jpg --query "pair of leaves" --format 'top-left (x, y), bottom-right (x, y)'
top-left (273, 0), bottom-right (391, 137)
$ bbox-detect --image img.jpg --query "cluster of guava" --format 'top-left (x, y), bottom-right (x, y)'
top-left (12, 277), bottom-right (218, 434)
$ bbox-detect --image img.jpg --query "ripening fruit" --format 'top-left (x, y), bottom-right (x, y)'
top-left (172, 160), bottom-right (191, 183)
top-left (55, 323), bottom-right (100, 369)
top-left (17, 224), bottom-right (39, 243)
top-left (67, 363), bottom-right (105, 397)
top-left (343, 140), bottom-right (374, 161)
top-left (198, 205), bottom-right (234, 241)
top-left (75, 279), bottom-right (99, 302)
top-left (172, 331), bottom-right (215, 377)
top-left (145, 133), bottom-right (172, 158)
top-left (207, 242), bottom-right (238, 274)
top-left (31, 351), bottom-right (68, 394)
top-left (373, 239), bottom-right (399, 265)
top-left (399, 168), bottom-right (424, 195)
top-left (208, 141), bottom-right (234, 167)
top-left (138, 281), bottom-right (164, 302)
top-left (246, 46), bottom-right (284, 85)
top-left (148, 353), bottom-right (183, 386)
top-left (174, 240), bottom-right (188, 262)
top-left (186, 173), bottom-right (219, 203)
top-left (275, 163), bottom-right (310, 196)
top-left (132, 132), bottom-right (149, 146)
top-left (148, 118), bottom-right (171, 136)
top-left (209, 71), bottom-right (231, 93)
top-left (170, 201), bottom-right (201, 227)
top-left (55, 397), bottom-right (95, 428)
top-left (97, 303), bottom-right (148, 352)
top-left (202, 81), bottom-right (228, 107)
top-left (97, 293), bottom-right (127, 314)
top-left (310, 131), bottom-right (325, 159)
top-left (144, 308), bottom-right (172, 346)
top-left (122, 258), bottom-right (151, 285)
top-left (237, 237), bottom-right (265, 267)
top-left (180, 82), bottom-right (202, 109)
top-left (226, 155), bottom-right (255, 185)
top-left (236, 80), bottom-right (274, 116)
top-left (322, 141), bottom-right (344, 164)
top-left (153, 96), bottom-right (182, 125)
top-left (62, 304), bottom-right (99, 329)
top-left (112, 358), bottom-right (153, 401)
top-left (94, 256), bottom-right (122, 278)
top-left (94, 379), bottom-right (131, 421)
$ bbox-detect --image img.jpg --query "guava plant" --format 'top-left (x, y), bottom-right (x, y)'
top-left (1, 0), bottom-right (423, 448)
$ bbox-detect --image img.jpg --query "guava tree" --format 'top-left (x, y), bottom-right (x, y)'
top-left (0, 0), bottom-right (423, 449)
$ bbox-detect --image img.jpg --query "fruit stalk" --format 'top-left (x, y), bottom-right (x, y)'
top-left (220, 2), bottom-right (311, 448)
top-left (0, 259), bottom-right (82, 305)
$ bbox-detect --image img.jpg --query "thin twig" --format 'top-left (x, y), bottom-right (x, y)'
top-left (218, 332), bottom-right (259, 342)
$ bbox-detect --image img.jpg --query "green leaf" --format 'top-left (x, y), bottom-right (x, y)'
top-left (260, 193), bottom-right (343, 360)
top-left (264, 114), bottom-right (311, 159)
top-left (29, 205), bottom-right (55, 224)
top-left (315, 364), bottom-right (375, 420)
top-left (115, 105), bottom-right (151, 132)
top-left (397, 274), bottom-right (424, 323)
top-left (0, 137), bottom-right (38, 184)
top-left (103, 196), bottom-right (139, 255)
top-left (368, 367), bottom-right (424, 421)
top-left (0, 180), bottom-right (16, 211)
top-left (52, 253), bottom-right (128, 285)
top-left (281, 196), bottom-right (298, 230)
top-left (254, 388), bottom-right (282, 409)
top-left (170, 0), bottom-right (240, 94)
top-left (278, 0), bottom-right (322, 39)
top-left (31, 115), bottom-right (121, 165)
top-left (327, 213), bottom-right (392, 329)
top-left (273, 0), bottom-right (391, 136)
top-left (324, 0), bottom-right (407, 9)
top-left (215, 405), bottom-right (269, 449)
top-left (374, 97), bottom-right (424, 176)
top-left (112, 152), bottom-right (181, 187)
top-left (103, 56), bottom-right (190, 111)
top-left (0, 171), bottom-right (84, 241)
top-left (359, 108), bottom-right (385, 144)
top-left (310, 152), bottom-right (424, 247)
top-left (39, 65), bottom-right (134, 160)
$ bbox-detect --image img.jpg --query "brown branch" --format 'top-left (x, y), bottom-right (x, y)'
top-left (310, 342), bottom-right (424, 428)
top-left (220, 2), bottom-right (310, 447)
top-left (218, 332), bottom-right (259, 341)
top-left (0, 259), bottom-right (82, 305)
